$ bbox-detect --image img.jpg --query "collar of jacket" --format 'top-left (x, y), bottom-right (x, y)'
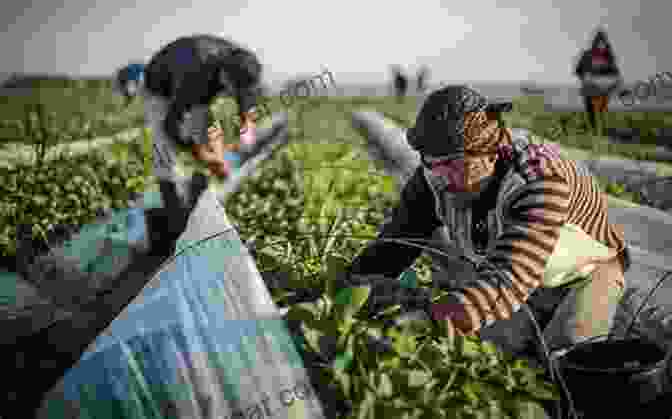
top-left (421, 130), bottom-right (531, 263)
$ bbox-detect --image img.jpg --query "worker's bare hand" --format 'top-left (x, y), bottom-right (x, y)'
top-left (192, 126), bottom-right (229, 162)
top-left (207, 125), bottom-right (226, 144)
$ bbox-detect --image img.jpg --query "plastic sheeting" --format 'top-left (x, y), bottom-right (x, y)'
top-left (0, 202), bottom-right (151, 345)
top-left (37, 187), bottom-right (325, 419)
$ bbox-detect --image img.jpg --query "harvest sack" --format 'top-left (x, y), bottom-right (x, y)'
top-left (37, 187), bottom-right (325, 419)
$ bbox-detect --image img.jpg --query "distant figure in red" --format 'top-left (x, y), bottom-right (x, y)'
top-left (574, 28), bottom-right (623, 133)
top-left (391, 65), bottom-right (408, 102)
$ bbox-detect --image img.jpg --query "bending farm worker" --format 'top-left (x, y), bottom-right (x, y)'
top-left (391, 65), bottom-right (409, 102)
top-left (417, 66), bottom-right (430, 93)
top-left (113, 35), bottom-right (262, 246)
top-left (343, 85), bottom-right (631, 359)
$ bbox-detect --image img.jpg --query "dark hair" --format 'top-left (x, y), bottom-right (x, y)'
top-left (224, 49), bottom-right (262, 89)
top-left (591, 30), bottom-right (615, 57)
top-left (485, 101), bottom-right (512, 113)
top-left (593, 30), bottom-right (609, 45)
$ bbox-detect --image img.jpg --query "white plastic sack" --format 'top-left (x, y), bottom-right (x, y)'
top-left (37, 187), bottom-right (325, 419)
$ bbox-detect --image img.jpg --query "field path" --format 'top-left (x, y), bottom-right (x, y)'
top-left (0, 127), bottom-right (142, 168)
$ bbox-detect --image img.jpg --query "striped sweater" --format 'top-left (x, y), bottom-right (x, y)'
top-left (348, 132), bottom-right (627, 336)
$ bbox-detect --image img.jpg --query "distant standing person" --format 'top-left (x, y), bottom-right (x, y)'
top-left (574, 28), bottom-right (623, 133)
top-left (417, 66), bottom-right (430, 93)
top-left (392, 65), bottom-right (408, 102)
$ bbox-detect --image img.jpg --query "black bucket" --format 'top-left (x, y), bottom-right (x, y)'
top-left (556, 337), bottom-right (671, 415)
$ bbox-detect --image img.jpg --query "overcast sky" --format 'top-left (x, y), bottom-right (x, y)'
top-left (1, 0), bottom-right (669, 86)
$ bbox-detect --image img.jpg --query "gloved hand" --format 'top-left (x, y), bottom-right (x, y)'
top-left (335, 271), bottom-right (434, 318)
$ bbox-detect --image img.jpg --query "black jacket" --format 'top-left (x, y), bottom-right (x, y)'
top-left (574, 50), bottom-right (620, 78)
top-left (144, 35), bottom-right (261, 142)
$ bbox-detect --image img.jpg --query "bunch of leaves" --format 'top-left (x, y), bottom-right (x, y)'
top-left (225, 139), bottom-right (399, 305)
top-left (224, 147), bottom-right (307, 241)
top-left (283, 256), bottom-right (558, 419)
top-left (0, 148), bottom-right (146, 260)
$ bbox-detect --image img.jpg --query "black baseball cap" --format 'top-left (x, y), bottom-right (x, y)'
top-left (407, 85), bottom-right (511, 157)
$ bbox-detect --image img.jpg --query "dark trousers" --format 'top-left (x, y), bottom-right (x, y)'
top-left (583, 95), bottom-right (609, 131)
top-left (151, 174), bottom-right (208, 253)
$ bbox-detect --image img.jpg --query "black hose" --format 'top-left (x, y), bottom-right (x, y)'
top-left (477, 258), bottom-right (580, 419)
top-left (623, 270), bottom-right (672, 339)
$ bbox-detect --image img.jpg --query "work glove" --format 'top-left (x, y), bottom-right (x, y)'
top-left (334, 270), bottom-right (433, 318)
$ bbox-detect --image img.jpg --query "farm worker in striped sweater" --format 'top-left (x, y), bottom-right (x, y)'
top-left (344, 85), bottom-right (631, 358)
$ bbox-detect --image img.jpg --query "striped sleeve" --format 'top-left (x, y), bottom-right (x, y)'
top-left (435, 172), bottom-right (572, 335)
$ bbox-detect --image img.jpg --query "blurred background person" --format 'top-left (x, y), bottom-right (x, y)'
top-left (114, 34), bottom-right (263, 240)
top-left (391, 65), bottom-right (409, 102)
top-left (574, 27), bottom-right (623, 134)
top-left (416, 65), bottom-right (430, 93)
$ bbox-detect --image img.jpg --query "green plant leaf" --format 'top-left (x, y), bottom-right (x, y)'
top-left (379, 352), bottom-right (402, 370)
top-left (457, 335), bottom-right (481, 359)
top-left (526, 380), bottom-right (559, 401)
top-left (333, 348), bottom-right (354, 371)
top-left (357, 390), bottom-right (376, 419)
top-left (505, 398), bottom-right (548, 419)
top-left (301, 328), bottom-right (325, 355)
top-left (399, 269), bottom-right (418, 289)
top-left (390, 331), bottom-right (418, 359)
top-left (286, 302), bottom-right (321, 324)
top-left (407, 369), bottom-right (431, 388)
top-left (377, 372), bottom-right (395, 399)
top-left (333, 285), bottom-right (371, 321)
